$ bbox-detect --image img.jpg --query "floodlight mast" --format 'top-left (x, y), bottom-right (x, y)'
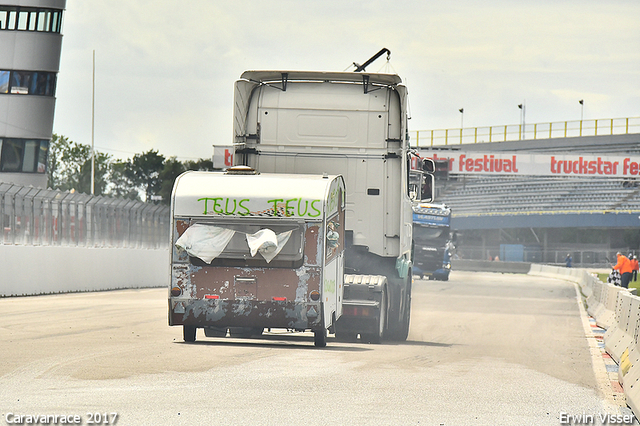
top-left (353, 48), bottom-right (391, 72)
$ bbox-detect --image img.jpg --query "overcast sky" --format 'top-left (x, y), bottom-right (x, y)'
top-left (52, 1), bottom-right (640, 161)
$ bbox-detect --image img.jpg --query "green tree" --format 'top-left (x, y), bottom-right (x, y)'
top-left (107, 159), bottom-right (140, 200)
top-left (47, 134), bottom-right (69, 189)
top-left (76, 151), bottom-right (111, 195)
top-left (47, 134), bottom-right (111, 195)
top-left (158, 157), bottom-right (186, 205)
top-left (47, 137), bottom-right (214, 203)
top-left (129, 149), bottom-right (165, 202)
top-left (184, 158), bottom-right (214, 171)
top-left (157, 157), bottom-right (215, 205)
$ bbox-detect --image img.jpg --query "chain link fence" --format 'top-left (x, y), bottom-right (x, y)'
top-left (0, 183), bottom-right (169, 248)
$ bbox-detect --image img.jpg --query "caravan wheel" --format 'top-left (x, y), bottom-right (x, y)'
top-left (183, 325), bottom-right (196, 342)
top-left (314, 329), bottom-right (327, 347)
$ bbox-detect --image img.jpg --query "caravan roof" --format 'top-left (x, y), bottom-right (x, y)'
top-left (172, 171), bottom-right (344, 219)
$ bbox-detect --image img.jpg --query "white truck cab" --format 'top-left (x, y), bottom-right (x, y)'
top-left (232, 70), bottom-right (422, 342)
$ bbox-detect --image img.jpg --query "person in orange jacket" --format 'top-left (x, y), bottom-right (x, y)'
top-left (612, 252), bottom-right (633, 288)
top-left (632, 255), bottom-right (639, 282)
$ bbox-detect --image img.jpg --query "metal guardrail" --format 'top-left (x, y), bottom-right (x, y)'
top-left (412, 117), bottom-right (640, 146)
top-left (0, 183), bottom-right (170, 248)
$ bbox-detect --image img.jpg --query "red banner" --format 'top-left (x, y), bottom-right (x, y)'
top-left (424, 151), bottom-right (640, 177)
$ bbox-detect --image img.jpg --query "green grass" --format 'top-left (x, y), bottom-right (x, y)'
top-left (597, 272), bottom-right (640, 291)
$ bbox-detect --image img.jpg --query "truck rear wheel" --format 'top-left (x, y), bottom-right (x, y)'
top-left (385, 276), bottom-right (411, 342)
top-left (398, 290), bottom-right (411, 340)
top-left (183, 325), bottom-right (197, 342)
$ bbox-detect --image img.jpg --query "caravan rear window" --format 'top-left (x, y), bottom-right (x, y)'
top-left (174, 219), bottom-right (304, 268)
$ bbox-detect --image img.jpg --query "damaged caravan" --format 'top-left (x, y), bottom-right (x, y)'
top-left (168, 166), bottom-right (346, 347)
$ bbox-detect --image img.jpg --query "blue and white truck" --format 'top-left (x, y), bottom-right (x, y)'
top-left (412, 202), bottom-right (453, 281)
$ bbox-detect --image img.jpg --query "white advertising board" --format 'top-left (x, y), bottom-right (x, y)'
top-left (213, 145), bottom-right (234, 169)
top-left (426, 151), bottom-right (640, 178)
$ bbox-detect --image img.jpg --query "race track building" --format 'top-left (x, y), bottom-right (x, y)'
top-left (0, 0), bottom-right (65, 188)
top-left (418, 128), bottom-right (640, 266)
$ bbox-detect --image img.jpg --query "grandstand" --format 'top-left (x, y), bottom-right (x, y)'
top-left (417, 130), bottom-right (640, 266)
top-left (443, 175), bottom-right (640, 215)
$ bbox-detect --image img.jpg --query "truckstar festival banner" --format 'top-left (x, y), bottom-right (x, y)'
top-left (426, 151), bottom-right (640, 178)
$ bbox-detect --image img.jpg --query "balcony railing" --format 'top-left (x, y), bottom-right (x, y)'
top-left (412, 117), bottom-right (640, 147)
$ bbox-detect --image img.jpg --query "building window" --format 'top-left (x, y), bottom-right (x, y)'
top-left (0, 139), bottom-right (24, 172)
top-left (0, 71), bottom-right (8, 94)
top-left (0, 138), bottom-right (49, 173)
top-left (11, 71), bottom-right (31, 94)
top-left (0, 6), bottom-right (63, 33)
top-left (0, 70), bottom-right (56, 96)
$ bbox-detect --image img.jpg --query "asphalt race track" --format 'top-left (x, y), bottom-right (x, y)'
top-left (0, 271), bottom-right (629, 425)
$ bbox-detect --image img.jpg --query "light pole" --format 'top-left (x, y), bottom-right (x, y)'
top-left (518, 102), bottom-right (526, 140)
top-left (579, 99), bottom-right (584, 136)
top-left (91, 49), bottom-right (95, 195)
top-left (459, 108), bottom-right (464, 143)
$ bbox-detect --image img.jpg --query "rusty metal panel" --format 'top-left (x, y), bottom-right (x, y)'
top-left (173, 265), bottom-right (321, 300)
top-left (171, 299), bottom-right (323, 330)
top-left (170, 220), bottom-right (324, 330)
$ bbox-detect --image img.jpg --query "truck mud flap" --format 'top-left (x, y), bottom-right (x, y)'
top-left (334, 275), bottom-right (387, 341)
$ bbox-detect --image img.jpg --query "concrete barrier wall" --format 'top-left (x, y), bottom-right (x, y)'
top-left (0, 246), bottom-right (168, 296)
top-left (452, 259), bottom-right (532, 274)
top-left (604, 292), bottom-right (636, 362)
top-left (527, 264), bottom-right (640, 419)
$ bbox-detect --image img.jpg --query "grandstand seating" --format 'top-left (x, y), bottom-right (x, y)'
top-left (419, 133), bottom-right (640, 263)
top-left (438, 175), bottom-right (640, 215)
